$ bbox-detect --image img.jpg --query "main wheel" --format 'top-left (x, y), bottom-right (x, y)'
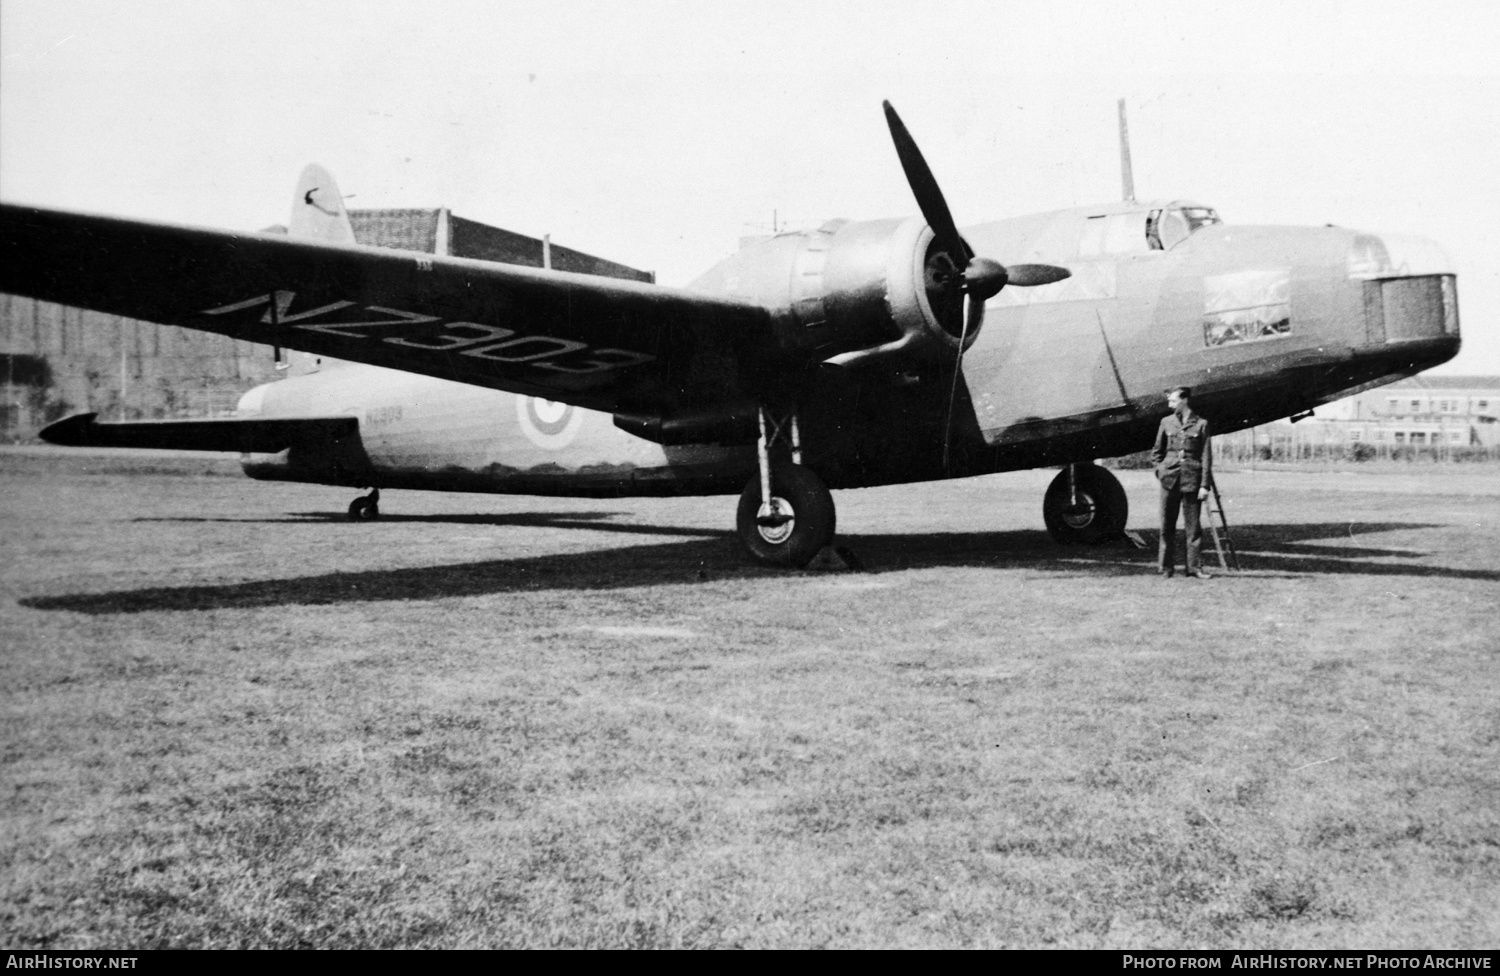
top-left (346, 495), bottom-right (380, 521)
top-left (1043, 463), bottom-right (1127, 544)
top-left (736, 462), bottom-right (836, 567)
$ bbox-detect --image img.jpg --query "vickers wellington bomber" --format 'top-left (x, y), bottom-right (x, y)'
top-left (0, 103), bottom-right (1461, 566)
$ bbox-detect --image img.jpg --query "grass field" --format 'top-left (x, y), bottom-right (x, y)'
top-left (2, 448), bottom-right (1497, 948)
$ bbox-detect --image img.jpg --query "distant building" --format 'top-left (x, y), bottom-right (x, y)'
top-left (1316, 375), bottom-right (1500, 448)
top-left (0, 210), bottom-right (652, 441)
top-left (1215, 375), bottom-right (1500, 458)
top-left (346, 209), bottom-right (653, 283)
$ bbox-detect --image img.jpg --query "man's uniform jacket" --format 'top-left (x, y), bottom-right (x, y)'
top-left (1152, 412), bottom-right (1213, 492)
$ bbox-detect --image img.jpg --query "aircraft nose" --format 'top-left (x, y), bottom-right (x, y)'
top-left (1347, 232), bottom-right (1459, 344)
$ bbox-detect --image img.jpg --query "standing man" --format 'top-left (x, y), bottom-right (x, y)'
top-left (1152, 386), bottom-right (1213, 579)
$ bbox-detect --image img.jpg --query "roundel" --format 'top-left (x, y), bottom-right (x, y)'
top-left (516, 396), bottom-right (584, 449)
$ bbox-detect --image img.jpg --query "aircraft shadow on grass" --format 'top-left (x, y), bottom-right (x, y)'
top-left (19, 520), bottom-right (1496, 615)
top-left (131, 513), bottom-right (1439, 557)
top-left (131, 511), bottom-right (731, 539)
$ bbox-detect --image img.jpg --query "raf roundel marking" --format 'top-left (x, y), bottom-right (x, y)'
top-left (516, 396), bottom-right (584, 449)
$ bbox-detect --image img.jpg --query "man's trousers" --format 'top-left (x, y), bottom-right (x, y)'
top-left (1159, 488), bottom-right (1204, 572)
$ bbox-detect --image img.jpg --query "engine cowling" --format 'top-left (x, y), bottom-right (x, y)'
top-left (689, 216), bottom-right (982, 371)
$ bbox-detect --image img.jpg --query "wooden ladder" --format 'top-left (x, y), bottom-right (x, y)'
top-left (1205, 482), bottom-right (1242, 572)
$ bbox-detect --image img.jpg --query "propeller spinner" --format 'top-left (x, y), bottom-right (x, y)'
top-left (883, 101), bottom-right (1070, 316)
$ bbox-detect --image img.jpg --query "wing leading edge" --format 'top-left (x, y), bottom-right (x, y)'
top-left (0, 205), bottom-right (774, 414)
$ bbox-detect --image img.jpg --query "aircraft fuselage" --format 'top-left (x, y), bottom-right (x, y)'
top-left (239, 199), bottom-right (1459, 496)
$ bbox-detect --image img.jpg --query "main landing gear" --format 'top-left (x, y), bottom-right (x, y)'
top-left (735, 406), bottom-right (835, 567)
top-left (1042, 463), bottom-right (1127, 545)
top-left (346, 488), bottom-right (380, 521)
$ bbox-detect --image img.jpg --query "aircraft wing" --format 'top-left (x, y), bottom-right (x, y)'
top-left (0, 205), bottom-right (774, 414)
top-left (39, 412), bottom-right (359, 453)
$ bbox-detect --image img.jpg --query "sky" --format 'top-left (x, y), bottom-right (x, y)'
top-left (3, 0), bottom-right (1498, 374)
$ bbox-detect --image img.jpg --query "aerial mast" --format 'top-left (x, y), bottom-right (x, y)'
top-left (1118, 98), bottom-right (1136, 203)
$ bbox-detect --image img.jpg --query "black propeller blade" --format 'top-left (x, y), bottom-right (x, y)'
top-left (883, 101), bottom-right (967, 260)
top-left (1007, 263), bottom-right (1073, 287)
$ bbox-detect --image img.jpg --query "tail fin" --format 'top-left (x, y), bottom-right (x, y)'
top-left (279, 164), bottom-right (358, 374)
top-left (289, 164), bottom-right (356, 244)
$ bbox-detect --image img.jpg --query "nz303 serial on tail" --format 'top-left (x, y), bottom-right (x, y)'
top-left (0, 102), bottom-right (1460, 566)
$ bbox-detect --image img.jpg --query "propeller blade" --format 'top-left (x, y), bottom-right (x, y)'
top-left (883, 101), bottom-right (966, 255)
top-left (943, 292), bottom-right (975, 474)
top-left (1005, 263), bottom-right (1072, 287)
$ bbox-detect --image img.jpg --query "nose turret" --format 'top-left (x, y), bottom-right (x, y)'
top-left (1347, 233), bottom-right (1455, 281)
top-left (1346, 232), bottom-right (1459, 348)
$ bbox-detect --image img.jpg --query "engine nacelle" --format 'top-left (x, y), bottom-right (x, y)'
top-left (689, 216), bottom-right (980, 370)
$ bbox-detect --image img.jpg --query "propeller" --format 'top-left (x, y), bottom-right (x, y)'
top-left (882, 100), bottom-right (1072, 472)
top-left (883, 101), bottom-right (1071, 315)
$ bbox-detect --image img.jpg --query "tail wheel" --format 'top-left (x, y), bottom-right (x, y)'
top-left (1043, 464), bottom-right (1127, 544)
top-left (346, 490), bottom-right (380, 521)
top-left (736, 462), bottom-right (836, 567)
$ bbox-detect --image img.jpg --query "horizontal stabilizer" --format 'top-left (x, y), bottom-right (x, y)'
top-left (39, 413), bottom-right (358, 453)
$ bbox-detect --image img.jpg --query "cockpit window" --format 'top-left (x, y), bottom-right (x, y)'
top-left (1082, 205), bottom-right (1223, 257)
top-left (1147, 206), bottom-right (1221, 250)
top-left (1183, 207), bottom-right (1221, 232)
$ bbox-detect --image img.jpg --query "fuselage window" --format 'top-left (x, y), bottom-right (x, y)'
top-left (1081, 212), bottom-right (1154, 257)
top-left (1079, 215), bottom-right (1107, 256)
top-left (1103, 214), bottom-right (1146, 254)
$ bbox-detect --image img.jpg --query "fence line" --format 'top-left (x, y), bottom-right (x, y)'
top-left (1212, 426), bottom-right (1500, 464)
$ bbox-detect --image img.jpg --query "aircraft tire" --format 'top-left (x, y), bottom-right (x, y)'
top-left (736, 462), bottom-right (836, 568)
top-left (1043, 463), bottom-right (1127, 545)
top-left (347, 496), bottom-right (380, 521)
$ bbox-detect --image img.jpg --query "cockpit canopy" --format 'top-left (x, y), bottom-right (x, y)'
top-left (1078, 201), bottom-right (1221, 257)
